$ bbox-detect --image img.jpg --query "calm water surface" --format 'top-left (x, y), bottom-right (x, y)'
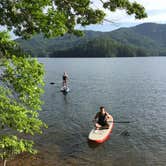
top-left (36, 57), bottom-right (166, 166)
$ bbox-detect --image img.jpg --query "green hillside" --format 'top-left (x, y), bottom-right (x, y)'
top-left (16, 23), bottom-right (166, 57)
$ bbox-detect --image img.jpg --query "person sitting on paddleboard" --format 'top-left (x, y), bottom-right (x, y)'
top-left (62, 72), bottom-right (68, 87)
top-left (94, 106), bottom-right (111, 130)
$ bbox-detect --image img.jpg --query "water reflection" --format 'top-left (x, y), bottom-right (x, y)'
top-left (87, 139), bottom-right (107, 149)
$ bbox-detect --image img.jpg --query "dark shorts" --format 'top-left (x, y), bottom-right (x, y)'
top-left (63, 76), bottom-right (67, 81)
top-left (98, 120), bottom-right (108, 126)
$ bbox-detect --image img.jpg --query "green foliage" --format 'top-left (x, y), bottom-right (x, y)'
top-left (102, 0), bottom-right (147, 19)
top-left (2, 56), bottom-right (44, 111)
top-left (0, 31), bottom-right (16, 58)
top-left (0, 32), bottom-right (46, 162)
top-left (1, 57), bottom-right (45, 132)
top-left (0, 31), bottom-right (25, 59)
top-left (0, 0), bottom-right (147, 38)
top-left (0, 136), bottom-right (36, 160)
top-left (0, 0), bottom-right (68, 38)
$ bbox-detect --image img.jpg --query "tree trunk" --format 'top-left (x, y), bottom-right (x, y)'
top-left (3, 159), bottom-right (7, 166)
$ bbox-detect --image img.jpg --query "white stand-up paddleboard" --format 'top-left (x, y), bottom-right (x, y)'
top-left (88, 115), bottom-right (114, 143)
top-left (61, 86), bottom-right (70, 93)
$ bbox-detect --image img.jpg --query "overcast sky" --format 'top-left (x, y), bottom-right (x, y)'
top-left (1, 0), bottom-right (166, 38)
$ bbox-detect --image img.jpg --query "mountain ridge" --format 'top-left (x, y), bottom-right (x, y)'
top-left (16, 23), bottom-right (166, 57)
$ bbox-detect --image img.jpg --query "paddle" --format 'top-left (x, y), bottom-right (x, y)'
top-left (110, 121), bottom-right (131, 123)
top-left (50, 82), bottom-right (55, 84)
top-left (49, 81), bottom-right (62, 85)
top-left (93, 119), bottom-right (133, 124)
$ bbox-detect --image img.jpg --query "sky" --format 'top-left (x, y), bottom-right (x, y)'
top-left (1, 0), bottom-right (166, 38)
top-left (80, 0), bottom-right (166, 31)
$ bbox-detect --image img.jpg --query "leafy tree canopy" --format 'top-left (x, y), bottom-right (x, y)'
top-left (0, 0), bottom-right (147, 38)
top-left (0, 31), bottom-right (46, 165)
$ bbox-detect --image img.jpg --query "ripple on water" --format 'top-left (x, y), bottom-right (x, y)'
top-left (32, 57), bottom-right (166, 166)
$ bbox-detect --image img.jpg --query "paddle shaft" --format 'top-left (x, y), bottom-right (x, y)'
top-left (109, 121), bottom-right (131, 123)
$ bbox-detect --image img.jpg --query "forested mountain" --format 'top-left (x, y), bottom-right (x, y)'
top-left (16, 23), bottom-right (166, 57)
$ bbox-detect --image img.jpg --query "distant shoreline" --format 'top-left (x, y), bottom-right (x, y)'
top-left (37, 56), bottom-right (166, 58)
top-left (17, 23), bottom-right (166, 58)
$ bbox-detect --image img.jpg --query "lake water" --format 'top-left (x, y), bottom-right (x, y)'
top-left (34, 58), bottom-right (166, 166)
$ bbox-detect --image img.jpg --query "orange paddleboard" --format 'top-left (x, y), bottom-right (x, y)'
top-left (88, 115), bottom-right (114, 143)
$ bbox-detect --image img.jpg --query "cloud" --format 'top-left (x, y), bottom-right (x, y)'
top-left (133, 0), bottom-right (166, 10)
top-left (87, 0), bottom-right (166, 31)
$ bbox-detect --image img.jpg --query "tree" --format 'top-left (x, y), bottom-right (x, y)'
top-left (0, 31), bottom-right (46, 166)
top-left (0, 0), bottom-right (147, 165)
top-left (0, 0), bottom-right (147, 39)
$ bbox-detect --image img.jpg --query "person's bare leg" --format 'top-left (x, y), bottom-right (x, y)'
top-left (102, 125), bottom-right (109, 129)
top-left (95, 123), bottom-right (101, 130)
top-left (102, 122), bottom-right (110, 129)
top-left (107, 117), bottom-right (112, 122)
top-left (64, 80), bottom-right (67, 87)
